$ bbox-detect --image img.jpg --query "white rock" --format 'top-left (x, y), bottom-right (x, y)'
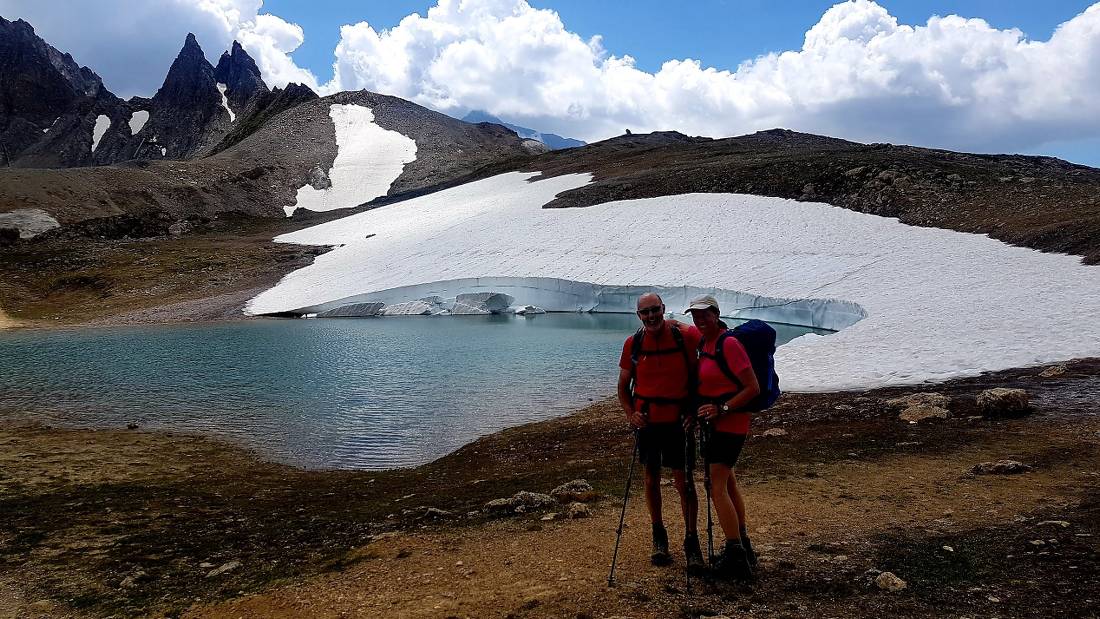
top-left (0, 209), bottom-right (60, 239)
top-left (760, 428), bottom-right (788, 437)
top-left (205, 560), bottom-right (241, 578)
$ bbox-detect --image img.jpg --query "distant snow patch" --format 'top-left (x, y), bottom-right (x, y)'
top-left (283, 104), bottom-right (417, 216)
top-left (90, 115), bottom-right (110, 152)
top-left (0, 209), bottom-right (60, 239)
top-left (43, 117), bottom-right (60, 133)
top-left (128, 110), bottom-right (149, 135)
top-left (216, 83), bottom-right (235, 122)
top-left (160, 147), bottom-right (167, 156)
top-left (249, 171), bottom-right (1100, 392)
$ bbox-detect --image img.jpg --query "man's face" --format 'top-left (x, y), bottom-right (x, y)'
top-left (636, 296), bottom-right (665, 331)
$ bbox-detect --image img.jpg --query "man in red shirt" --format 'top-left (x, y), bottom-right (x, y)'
top-left (616, 292), bottom-right (705, 570)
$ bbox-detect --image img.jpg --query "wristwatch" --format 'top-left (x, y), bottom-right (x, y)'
top-left (720, 403), bottom-right (730, 414)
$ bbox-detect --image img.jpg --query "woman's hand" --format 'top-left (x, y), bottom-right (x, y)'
top-left (628, 409), bottom-right (647, 428)
top-left (697, 403), bottom-right (718, 421)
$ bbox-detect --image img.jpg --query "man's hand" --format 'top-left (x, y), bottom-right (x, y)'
top-left (697, 403), bottom-right (718, 421)
top-left (628, 409), bottom-right (647, 428)
top-left (682, 414), bottom-right (696, 431)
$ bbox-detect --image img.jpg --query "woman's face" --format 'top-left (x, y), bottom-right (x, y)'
top-left (690, 308), bottom-right (720, 331)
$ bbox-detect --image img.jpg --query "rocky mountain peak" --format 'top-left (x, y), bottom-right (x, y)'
top-left (213, 40), bottom-right (268, 111)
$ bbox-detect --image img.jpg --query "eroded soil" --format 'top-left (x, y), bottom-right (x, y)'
top-left (1, 360), bottom-right (1098, 618)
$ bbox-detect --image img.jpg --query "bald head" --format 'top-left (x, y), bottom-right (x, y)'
top-left (637, 292), bottom-right (663, 310)
top-left (635, 292), bottom-right (666, 331)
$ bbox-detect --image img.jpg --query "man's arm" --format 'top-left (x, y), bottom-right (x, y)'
top-left (617, 367), bottom-right (646, 428)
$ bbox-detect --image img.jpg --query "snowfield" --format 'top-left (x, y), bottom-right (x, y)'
top-left (248, 172), bottom-right (1100, 391)
top-left (216, 83), bottom-right (235, 122)
top-left (283, 104), bottom-right (418, 216)
top-left (90, 114), bottom-right (110, 152)
top-left (128, 110), bottom-right (149, 135)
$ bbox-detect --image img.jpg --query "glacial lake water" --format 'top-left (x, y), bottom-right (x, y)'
top-left (0, 315), bottom-right (827, 470)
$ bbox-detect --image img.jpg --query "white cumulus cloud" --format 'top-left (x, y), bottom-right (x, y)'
top-left (322, 0), bottom-right (1100, 154)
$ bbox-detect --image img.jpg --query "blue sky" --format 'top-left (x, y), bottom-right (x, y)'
top-left (267, 1), bottom-right (1097, 83)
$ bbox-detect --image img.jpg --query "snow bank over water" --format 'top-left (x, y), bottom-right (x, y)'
top-left (249, 171), bottom-right (1100, 391)
top-left (284, 104), bottom-right (418, 216)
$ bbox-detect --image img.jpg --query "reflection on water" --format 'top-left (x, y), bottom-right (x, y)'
top-left (0, 315), bottom-right (828, 470)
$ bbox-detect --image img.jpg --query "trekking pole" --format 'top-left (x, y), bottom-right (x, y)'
top-left (607, 428), bottom-right (639, 586)
top-left (700, 421), bottom-right (714, 563)
top-left (684, 419), bottom-right (694, 595)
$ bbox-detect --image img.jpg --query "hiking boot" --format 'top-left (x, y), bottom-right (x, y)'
top-left (651, 524), bottom-right (671, 566)
top-left (684, 533), bottom-right (706, 573)
top-left (712, 539), bottom-right (754, 581)
top-left (741, 532), bottom-right (758, 568)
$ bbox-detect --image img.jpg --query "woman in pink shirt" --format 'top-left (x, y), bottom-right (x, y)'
top-left (685, 294), bottom-right (760, 581)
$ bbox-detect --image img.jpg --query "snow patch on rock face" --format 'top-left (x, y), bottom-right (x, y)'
top-left (160, 147), bottom-right (167, 156)
top-left (128, 110), bottom-right (149, 135)
top-left (248, 171), bottom-right (1100, 392)
top-left (216, 83), bottom-right (235, 122)
top-left (283, 104), bottom-right (418, 216)
top-left (0, 209), bottom-right (60, 239)
top-left (43, 117), bottom-right (60, 133)
top-left (90, 115), bottom-right (110, 152)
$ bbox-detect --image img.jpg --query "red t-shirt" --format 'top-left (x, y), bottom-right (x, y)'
top-left (698, 334), bottom-right (754, 434)
top-left (619, 323), bottom-right (701, 423)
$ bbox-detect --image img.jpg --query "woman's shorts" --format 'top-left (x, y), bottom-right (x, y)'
top-left (703, 430), bottom-right (747, 468)
top-left (638, 422), bottom-right (694, 473)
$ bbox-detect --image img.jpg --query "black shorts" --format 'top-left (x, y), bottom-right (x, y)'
top-left (702, 430), bottom-right (747, 468)
top-left (639, 422), bottom-right (694, 473)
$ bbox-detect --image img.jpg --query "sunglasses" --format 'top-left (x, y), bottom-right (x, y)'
top-left (636, 305), bottom-right (663, 316)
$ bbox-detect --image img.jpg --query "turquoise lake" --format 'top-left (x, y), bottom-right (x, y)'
top-left (0, 315), bottom-right (827, 470)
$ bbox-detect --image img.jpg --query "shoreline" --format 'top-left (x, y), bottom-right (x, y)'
top-left (2, 358), bottom-right (1098, 617)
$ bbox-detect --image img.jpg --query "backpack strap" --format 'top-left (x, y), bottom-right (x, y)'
top-left (699, 330), bottom-right (743, 389)
top-left (629, 327), bottom-right (644, 396)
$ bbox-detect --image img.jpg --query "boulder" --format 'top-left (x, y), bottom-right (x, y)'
top-left (484, 491), bottom-right (556, 515)
top-left (484, 498), bottom-right (514, 514)
top-left (977, 388), bottom-right (1030, 417)
top-left (565, 502), bottom-right (590, 519)
top-left (898, 404), bottom-right (949, 423)
top-left (874, 571), bottom-right (907, 592)
top-left (972, 460), bottom-right (1032, 475)
top-left (550, 479), bottom-right (598, 503)
top-left (886, 392), bottom-right (950, 409)
top-left (511, 491), bottom-right (556, 510)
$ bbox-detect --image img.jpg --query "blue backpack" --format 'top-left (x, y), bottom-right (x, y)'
top-left (698, 319), bottom-right (781, 411)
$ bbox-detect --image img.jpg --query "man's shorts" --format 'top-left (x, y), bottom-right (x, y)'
top-left (639, 422), bottom-right (694, 473)
top-left (702, 430), bottom-right (747, 468)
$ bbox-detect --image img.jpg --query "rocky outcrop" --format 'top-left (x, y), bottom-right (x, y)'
top-left (143, 34), bottom-right (231, 159)
top-left (972, 460), bottom-right (1032, 475)
top-left (977, 388), bottom-right (1030, 417)
top-left (213, 41), bottom-right (269, 117)
top-left (888, 393), bottom-right (951, 423)
top-left (550, 479), bottom-right (598, 503)
top-left (0, 16), bottom-right (136, 167)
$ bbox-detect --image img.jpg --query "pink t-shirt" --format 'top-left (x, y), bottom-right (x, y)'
top-left (698, 334), bottom-right (753, 434)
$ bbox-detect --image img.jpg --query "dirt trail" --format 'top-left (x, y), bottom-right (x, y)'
top-left (186, 421), bottom-right (1099, 619)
